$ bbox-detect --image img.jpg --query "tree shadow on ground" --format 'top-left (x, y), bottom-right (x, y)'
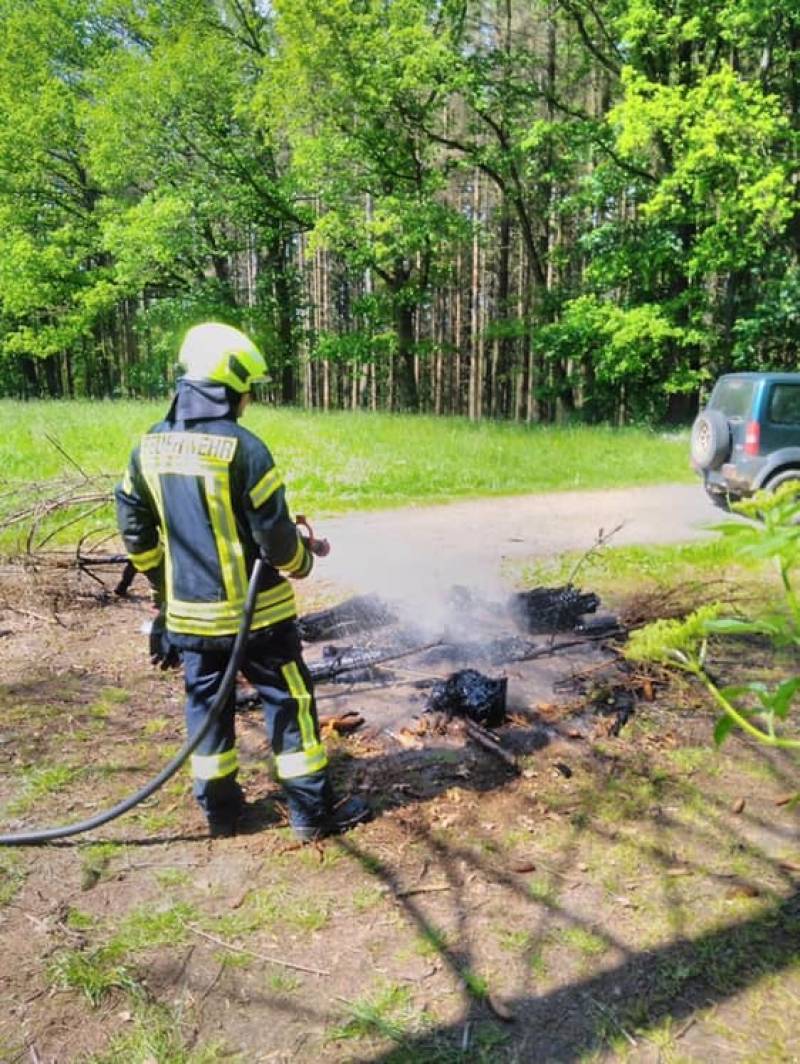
top-left (318, 731), bottom-right (800, 1062)
top-left (360, 884), bottom-right (800, 1061)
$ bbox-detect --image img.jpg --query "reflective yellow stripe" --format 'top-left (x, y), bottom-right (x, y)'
top-left (275, 743), bottom-right (328, 780)
top-left (139, 432), bottom-right (237, 609)
top-left (250, 467), bottom-right (283, 509)
top-left (191, 748), bottom-right (238, 781)
top-left (282, 660), bottom-right (316, 752)
top-left (128, 543), bottom-right (164, 572)
top-left (167, 586), bottom-right (297, 636)
top-left (138, 459), bottom-right (172, 600)
top-left (204, 471), bottom-right (247, 603)
top-left (281, 537), bottom-right (306, 575)
top-left (169, 583), bottom-right (294, 620)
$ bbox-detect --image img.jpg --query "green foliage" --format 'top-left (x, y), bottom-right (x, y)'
top-left (536, 297), bottom-right (689, 419)
top-left (627, 483), bottom-right (800, 752)
top-left (0, 0), bottom-right (115, 364)
top-left (0, 0), bottom-right (798, 416)
top-left (80, 842), bottom-right (123, 889)
top-left (86, 1002), bottom-right (233, 1063)
top-left (48, 943), bottom-right (138, 1006)
top-left (5, 763), bottom-right (80, 816)
top-left (0, 851), bottom-right (26, 906)
top-left (110, 902), bottom-right (198, 952)
top-left (331, 982), bottom-right (420, 1043)
top-left (613, 65), bottom-right (793, 277)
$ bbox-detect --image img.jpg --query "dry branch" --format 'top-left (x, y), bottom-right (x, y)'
top-left (184, 922), bottom-right (330, 976)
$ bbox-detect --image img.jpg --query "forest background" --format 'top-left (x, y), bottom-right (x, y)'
top-left (1, 0), bottom-right (798, 424)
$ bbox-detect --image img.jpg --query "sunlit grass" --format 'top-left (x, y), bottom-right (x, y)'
top-left (0, 851), bottom-right (26, 906)
top-left (85, 1002), bottom-right (233, 1062)
top-left (330, 982), bottom-right (418, 1043)
top-left (0, 400), bottom-right (693, 551)
top-left (4, 763), bottom-right (80, 816)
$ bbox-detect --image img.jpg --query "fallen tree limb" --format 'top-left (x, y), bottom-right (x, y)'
top-left (465, 719), bottom-right (520, 772)
top-left (308, 640), bottom-right (442, 682)
top-left (183, 923), bottom-right (330, 977)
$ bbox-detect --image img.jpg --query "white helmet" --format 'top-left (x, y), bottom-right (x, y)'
top-left (178, 322), bottom-right (266, 393)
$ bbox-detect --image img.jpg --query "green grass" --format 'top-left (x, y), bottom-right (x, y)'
top-left (266, 971), bottom-right (302, 994)
top-left (527, 875), bottom-right (558, 907)
top-left (154, 867), bottom-right (192, 889)
top-left (552, 926), bottom-right (608, 957)
top-left (0, 851), bottom-right (26, 905)
top-left (519, 534), bottom-right (761, 601)
top-left (331, 982), bottom-right (419, 1043)
top-left (85, 1002), bottom-right (234, 1063)
top-left (65, 907), bottom-right (96, 931)
top-left (111, 902), bottom-right (198, 952)
top-left (4, 763), bottom-right (80, 816)
top-left (48, 944), bottom-right (139, 1005)
top-left (80, 842), bottom-right (123, 890)
top-left (0, 400), bottom-right (693, 551)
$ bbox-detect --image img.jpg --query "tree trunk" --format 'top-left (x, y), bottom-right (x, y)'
top-left (393, 296), bottom-right (418, 410)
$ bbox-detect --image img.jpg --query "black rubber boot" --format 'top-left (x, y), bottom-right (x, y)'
top-left (206, 786), bottom-right (246, 839)
top-left (290, 794), bottom-right (372, 842)
top-left (207, 815), bottom-right (239, 838)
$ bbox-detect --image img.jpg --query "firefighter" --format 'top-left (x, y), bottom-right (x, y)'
top-left (115, 322), bottom-right (371, 840)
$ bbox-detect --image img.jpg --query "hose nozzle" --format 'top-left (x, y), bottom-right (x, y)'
top-left (296, 514), bottom-right (330, 557)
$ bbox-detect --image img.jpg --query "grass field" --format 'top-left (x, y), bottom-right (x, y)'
top-left (1, 399), bottom-right (692, 511)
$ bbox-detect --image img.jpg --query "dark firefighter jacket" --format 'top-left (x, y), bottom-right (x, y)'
top-left (114, 379), bottom-right (312, 649)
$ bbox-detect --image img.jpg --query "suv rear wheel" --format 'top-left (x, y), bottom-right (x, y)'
top-left (690, 410), bottom-right (731, 470)
top-left (765, 469), bottom-right (800, 495)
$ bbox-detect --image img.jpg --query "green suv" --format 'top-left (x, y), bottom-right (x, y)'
top-left (690, 372), bottom-right (800, 508)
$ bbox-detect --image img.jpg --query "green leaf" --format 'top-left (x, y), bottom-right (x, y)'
top-left (718, 683), bottom-right (764, 704)
top-left (771, 677), bottom-right (800, 720)
top-left (705, 618), bottom-right (785, 637)
top-left (713, 714), bottom-right (736, 746)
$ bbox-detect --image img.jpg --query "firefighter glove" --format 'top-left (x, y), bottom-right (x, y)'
top-left (149, 608), bottom-right (181, 670)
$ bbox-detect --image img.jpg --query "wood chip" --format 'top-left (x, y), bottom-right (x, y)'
top-left (508, 855), bottom-right (534, 872)
top-left (774, 793), bottom-right (799, 807)
top-left (487, 993), bottom-right (515, 1022)
top-left (725, 883), bottom-right (760, 899)
top-left (228, 888), bottom-right (250, 910)
top-left (397, 728), bottom-right (423, 749)
top-left (779, 859), bottom-right (800, 874)
top-left (665, 867), bottom-right (692, 877)
top-left (731, 797), bottom-right (745, 815)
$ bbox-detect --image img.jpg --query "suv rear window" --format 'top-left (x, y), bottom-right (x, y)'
top-left (768, 384), bottom-right (800, 425)
top-left (708, 378), bottom-right (755, 419)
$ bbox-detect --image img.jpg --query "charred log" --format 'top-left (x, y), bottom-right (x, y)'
top-left (509, 585), bottom-right (600, 633)
top-left (307, 638), bottom-right (432, 682)
top-left (419, 635), bottom-right (539, 668)
top-left (425, 669), bottom-right (507, 727)
top-left (298, 594), bottom-right (396, 642)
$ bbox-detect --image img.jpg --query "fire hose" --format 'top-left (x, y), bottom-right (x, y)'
top-left (0, 557), bottom-right (264, 846)
top-left (0, 519), bottom-right (332, 847)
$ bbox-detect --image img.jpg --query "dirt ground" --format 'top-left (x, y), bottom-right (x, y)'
top-left (1, 556), bottom-right (799, 1063)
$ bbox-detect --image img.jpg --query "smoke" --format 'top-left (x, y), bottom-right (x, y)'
top-left (318, 517), bottom-right (514, 643)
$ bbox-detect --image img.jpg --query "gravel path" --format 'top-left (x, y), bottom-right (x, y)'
top-left (312, 482), bottom-right (719, 608)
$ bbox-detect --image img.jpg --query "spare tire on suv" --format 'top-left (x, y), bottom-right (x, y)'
top-left (690, 410), bottom-right (731, 470)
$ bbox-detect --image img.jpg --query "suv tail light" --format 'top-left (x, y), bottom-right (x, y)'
top-left (744, 420), bottom-right (760, 456)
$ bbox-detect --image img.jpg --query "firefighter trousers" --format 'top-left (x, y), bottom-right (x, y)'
top-left (181, 621), bottom-right (329, 827)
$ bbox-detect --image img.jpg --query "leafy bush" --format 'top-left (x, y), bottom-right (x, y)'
top-left (627, 482), bottom-right (800, 751)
